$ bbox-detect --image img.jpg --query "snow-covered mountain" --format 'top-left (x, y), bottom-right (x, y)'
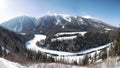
top-left (0, 16), bottom-right (36, 33)
top-left (0, 14), bottom-right (115, 34)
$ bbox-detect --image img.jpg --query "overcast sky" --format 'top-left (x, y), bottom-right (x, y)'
top-left (0, 0), bottom-right (120, 26)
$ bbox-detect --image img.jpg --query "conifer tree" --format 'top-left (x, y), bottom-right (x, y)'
top-left (115, 26), bottom-right (120, 56)
top-left (0, 46), bottom-right (2, 56)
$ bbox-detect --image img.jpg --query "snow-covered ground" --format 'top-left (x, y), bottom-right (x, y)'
top-left (88, 57), bottom-right (120, 68)
top-left (52, 32), bottom-right (87, 41)
top-left (0, 58), bottom-right (27, 68)
top-left (104, 28), bottom-right (112, 31)
top-left (29, 63), bottom-right (87, 68)
top-left (0, 57), bottom-right (86, 68)
top-left (51, 36), bottom-right (77, 41)
top-left (54, 31), bottom-right (87, 37)
top-left (1, 57), bottom-right (120, 68)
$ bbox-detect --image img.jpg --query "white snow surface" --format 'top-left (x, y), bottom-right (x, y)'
top-left (79, 18), bottom-right (85, 25)
top-left (47, 13), bottom-right (72, 22)
top-left (88, 57), bottom-right (120, 68)
top-left (29, 63), bottom-right (86, 68)
top-left (0, 57), bottom-right (120, 68)
top-left (0, 58), bottom-right (26, 68)
top-left (60, 14), bottom-right (72, 22)
top-left (82, 15), bottom-right (99, 20)
top-left (104, 28), bottom-right (112, 31)
top-left (54, 31), bottom-right (87, 36)
top-left (0, 57), bottom-right (86, 68)
top-left (82, 15), bottom-right (94, 19)
top-left (51, 36), bottom-right (77, 41)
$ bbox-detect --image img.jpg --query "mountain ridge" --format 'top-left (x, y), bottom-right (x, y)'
top-left (0, 14), bottom-right (116, 35)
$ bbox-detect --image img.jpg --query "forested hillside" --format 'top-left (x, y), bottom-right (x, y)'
top-left (0, 26), bottom-right (54, 64)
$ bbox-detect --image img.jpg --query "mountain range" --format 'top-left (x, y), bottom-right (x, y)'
top-left (0, 14), bottom-right (115, 35)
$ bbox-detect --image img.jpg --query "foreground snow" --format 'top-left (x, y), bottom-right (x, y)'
top-left (0, 57), bottom-right (86, 68)
top-left (29, 63), bottom-right (86, 68)
top-left (1, 57), bottom-right (120, 68)
top-left (0, 58), bottom-right (26, 68)
top-left (88, 57), bottom-right (120, 68)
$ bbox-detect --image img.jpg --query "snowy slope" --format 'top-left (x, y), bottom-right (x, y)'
top-left (51, 36), bottom-right (77, 41)
top-left (1, 16), bottom-right (36, 33)
top-left (54, 31), bottom-right (87, 36)
top-left (0, 57), bottom-right (86, 68)
top-left (52, 31), bottom-right (87, 41)
top-left (26, 34), bottom-right (46, 52)
top-left (88, 57), bottom-right (120, 68)
top-left (0, 58), bottom-right (27, 68)
top-left (0, 57), bottom-right (120, 68)
top-left (104, 28), bottom-right (113, 31)
top-left (28, 63), bottom-right (87, 68)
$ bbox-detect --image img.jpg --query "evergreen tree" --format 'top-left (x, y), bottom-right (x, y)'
top-left (115, 26), bottom-right (120, 56)
top-left (0, 46), bottom-right (2, 56)
top-left (82, 54), bottom-right (89, 65)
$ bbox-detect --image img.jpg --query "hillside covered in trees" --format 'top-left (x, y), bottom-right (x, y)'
top-left (0, 26), bottom-right (54, 64)
top-left (37, 30), bottom-right (116, 52)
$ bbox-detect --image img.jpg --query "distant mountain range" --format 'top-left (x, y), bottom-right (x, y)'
top-left (0, 14), bottom-right (116, 35)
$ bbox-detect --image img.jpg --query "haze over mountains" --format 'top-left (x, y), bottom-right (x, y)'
top-left (0, 14), bottom-right (115, 35)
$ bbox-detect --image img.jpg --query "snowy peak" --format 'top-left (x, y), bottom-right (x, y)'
top-left (46, 13), bottom-right (71, 17)
top-left (82, 15), bottom-right (96, 19)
